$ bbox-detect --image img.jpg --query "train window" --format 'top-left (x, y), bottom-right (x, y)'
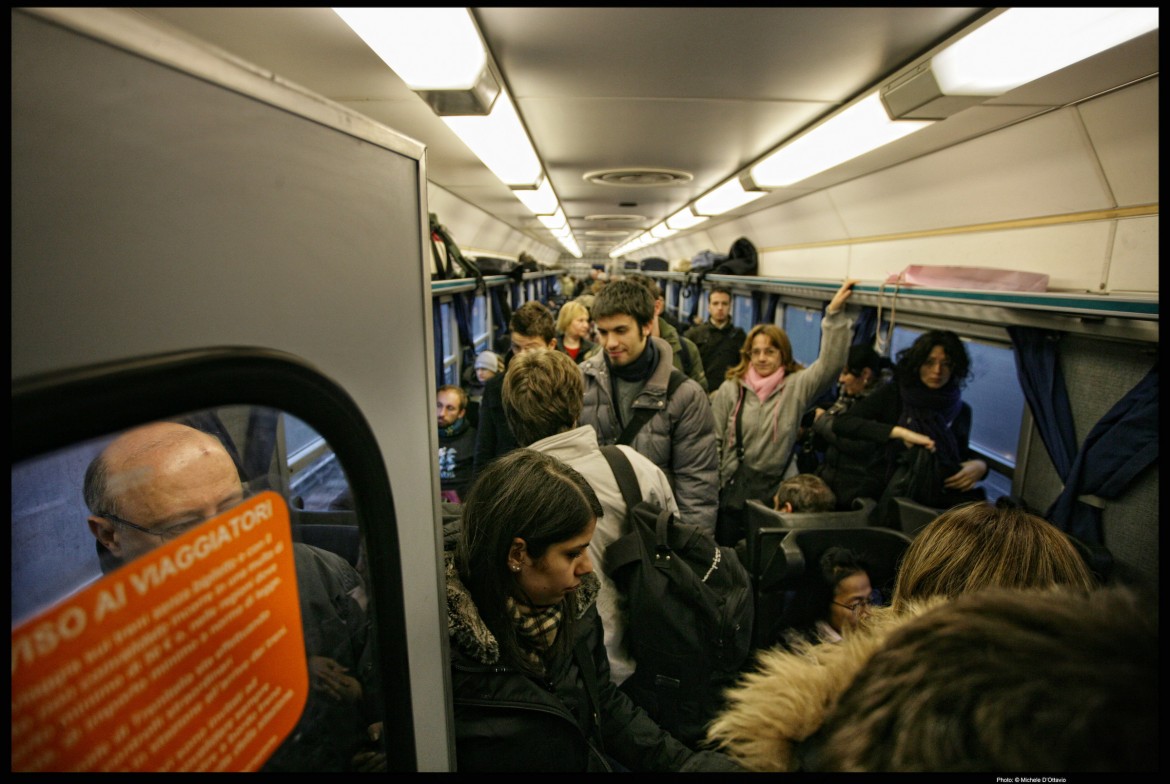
top-left (783, 305), bottom-right (823, 367)
top-left (284, 414), bottom-right (350, 513)
top-left (888, 326), bottom-right (1023, 502)
top-left (471, 292), bottom-right (489, 354)
top-left (12, 405), bottom-right (387, 771)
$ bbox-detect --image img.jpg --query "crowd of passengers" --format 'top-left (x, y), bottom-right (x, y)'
top-left (426, 274), bottom-right (1153, 772)
top-left (75, 273), bottom-right (1151, 773)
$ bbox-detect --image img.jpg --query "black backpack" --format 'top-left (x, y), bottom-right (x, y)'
top-left (430, 213), bottom-right (486, 290)
top-left (599, 445), bottom-right (754, 748)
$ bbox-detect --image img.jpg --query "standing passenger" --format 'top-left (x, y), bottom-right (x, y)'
top-left (446, 449), bottom-right (741, 772)
top-left (501, 348), bottom-right (679, 686)
top-left (710, 280), bottom-right (856, 544)
top-left (437, 384), bottom-right (476, 503)
top-left (628, 274), bottom-right (708, 391)
top-left (473, 301), bottom-right (557, 478)
top-left (685, 285), bottom-right (747, 394)
top-left (555, 299), bottom-right (600, 364)
top-left (808, 344), bottom-right (889, 509)
top-left (831, 329), bottom-right (988, 517)
top-left (578, 279), bottom-right (719, 532)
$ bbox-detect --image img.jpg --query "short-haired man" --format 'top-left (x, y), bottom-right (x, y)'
top-left (578, 278), bottom-right (719, 531)
top-left (774, 473), bottom-right (837, 513)
top-left (473, 300), bottom-right (557, 478)
top-left (629, 273), bottom-right (707, 391)
top-left (685, 285), bottom-right (747, 394)
top-left (84, 421), bottom-right (381, 771)
top-left (437, 384), bottom-right (476, 503)
top-left (502, 348), bottom-right (679, 684)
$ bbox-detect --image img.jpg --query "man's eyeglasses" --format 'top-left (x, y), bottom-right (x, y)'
top-left (832, 589), bottom-right (883, 616)
top-left (100, 479), bottom-right (265, 541)
top-left (102, 512), bottom-right (206, 541)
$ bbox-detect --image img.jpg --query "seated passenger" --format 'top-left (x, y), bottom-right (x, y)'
top-left (831, 330), bottom-right (987, 520)
top-left (773, 473), bottom-right (837, 514)
top-left (446, 448), bottom-right (740, 772)
top-left (781, 547), bottom-right (875, 647)
top-left (84, 421), bottom-right (382, 771)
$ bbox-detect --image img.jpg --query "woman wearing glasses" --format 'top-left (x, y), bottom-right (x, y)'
top-left (775, 546), bottom-right (877, 649)
top-left (830, 329), bottom-right (988, 519)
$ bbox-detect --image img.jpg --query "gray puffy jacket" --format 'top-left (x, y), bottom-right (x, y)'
top-left (579, 336), bottom-right (719, 531)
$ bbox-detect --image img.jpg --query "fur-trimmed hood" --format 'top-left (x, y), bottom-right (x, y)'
top-left (705, 600), bottom-right (943, 771)
top-left (445, 551), bottom-right (601, 666)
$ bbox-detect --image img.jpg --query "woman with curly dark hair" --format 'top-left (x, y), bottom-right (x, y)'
top-left (830, 329), bottom-right (988, 516)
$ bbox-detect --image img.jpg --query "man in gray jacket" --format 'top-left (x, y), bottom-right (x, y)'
top-left (578, 279), bottom-right (719, 531)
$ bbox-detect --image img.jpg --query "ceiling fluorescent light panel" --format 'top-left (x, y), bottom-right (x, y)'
top-left (751, 93), bottom-right (931, 188)
top-left (442, 92), bottom-right (543, 187)
top-left (693, 178), bottom-right (766, 216)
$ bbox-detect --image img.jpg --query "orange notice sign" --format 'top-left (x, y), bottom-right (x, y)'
top-left (11, 491), bottom-right (308, 772)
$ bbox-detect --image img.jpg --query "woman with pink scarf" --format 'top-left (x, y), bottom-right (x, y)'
top-left (711, 280), bottom-right (856, 544)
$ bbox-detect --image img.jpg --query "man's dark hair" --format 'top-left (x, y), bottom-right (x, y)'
top-left (509, 301), bottom-right (556, 342)
top-left (709, 285), bottom-right (732, 300)
top-left (592, 278), bottom-right (655, 328)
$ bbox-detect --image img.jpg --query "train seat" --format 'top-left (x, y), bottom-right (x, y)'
top-left (890, 496), bottom-right (943, 538)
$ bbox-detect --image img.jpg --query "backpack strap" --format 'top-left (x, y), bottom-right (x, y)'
top-left (599, 445), bottom-right (641, 511)
top-left (616, 368), bottom-right (687, 446)
top-left (599, 445), bottom-right (647, 574)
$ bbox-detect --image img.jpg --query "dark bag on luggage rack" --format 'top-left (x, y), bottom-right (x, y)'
top-left (599, 445), bottom-right (753, 750)
top-left (686, 237), bottom-right (759, 323)
top-left (430, 213), bottom-right (486, 291)
top-left (473, 255), bottom-right (525, 283)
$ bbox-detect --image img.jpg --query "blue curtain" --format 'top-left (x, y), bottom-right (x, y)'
top-left (432, 304), bottom-right (445, 390)
top-left (1007, 327), bottom-right (1078, 479)
top-left (489, 286), bottom-right (511, 344)
top-left (1045, 363), bottom-right (1158, 544)
top-left (750, 291), bottom-right (764, 326)
top-left (853, 306), bottom-right (878, 348)
top-left (763, 292), bottom-right (780, 325)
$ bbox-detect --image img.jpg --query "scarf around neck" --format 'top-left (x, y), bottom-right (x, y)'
top-left (440, 416), bottom-right (470, 439)
top-left (745, 364), bottom-right (786, 402)
top-left (608, 333), bottom-right (658, 382)
top-left (507, 595), bottom-right (564, 668)
top-left (898, 380), bottom-right (963, 471)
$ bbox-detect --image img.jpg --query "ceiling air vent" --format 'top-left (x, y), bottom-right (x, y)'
top-left (583, 214), bottom-right (646, 223)
top-left (583, 168), bottom-right (693, 187)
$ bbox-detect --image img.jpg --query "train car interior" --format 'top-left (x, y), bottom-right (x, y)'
top-left (12, 7), bottom-right (1158, 773)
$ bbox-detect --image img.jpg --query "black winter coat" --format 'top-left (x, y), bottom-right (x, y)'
top-left (445, 553), bottom-right (741, 772)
